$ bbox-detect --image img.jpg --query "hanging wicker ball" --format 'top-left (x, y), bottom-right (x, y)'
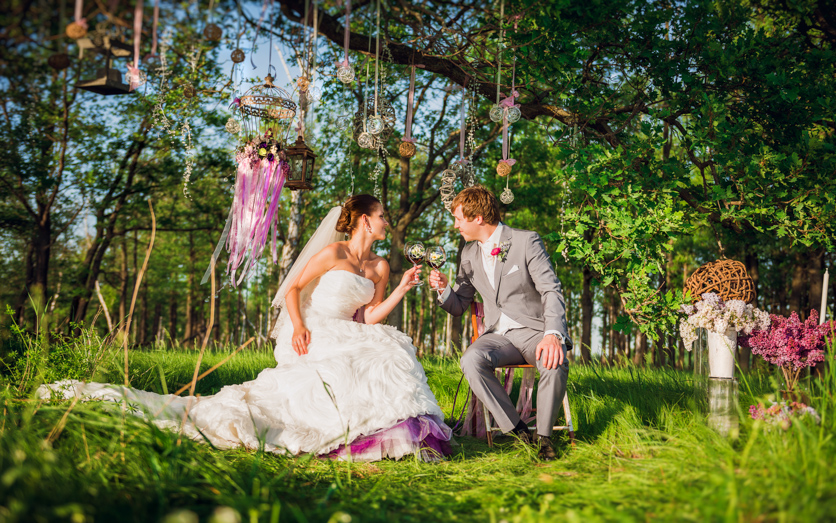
top-left (685, 259), bottom-right (755, 303)
top-left (496, 162), bottom-right (511, 177)
top-left (203, 24), bottom-right (223, 42)
top-left (183, 83), bottom-right (197, 98)
top-left (296, 76), bottom-right (310, 91)
top-left (66, 22), bottom-right (87, 39)
top-left (399, 141), bottom-right (416, 158)
top-left (231, 48), bottom-right (245, 63)
top-left (48, 53), bottom-right (71, 70)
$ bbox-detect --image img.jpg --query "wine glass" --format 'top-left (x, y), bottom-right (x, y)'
top-left (403, 241), bottom-right (426, 287)
top-left (425, 246), bottom-right (447, 290)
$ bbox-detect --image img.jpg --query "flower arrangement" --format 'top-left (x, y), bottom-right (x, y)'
top-left (740, 309), bottom-right (831, 392)
top-left (490, 241), bottom-right (511, 262)
top-left (428, 251), bottom-right (444, 265)
top-left (235, 131), bottom-right (285, 166)
top-left (749, 401), bottom-right (821, 431)
top-left (679, 292), bottom-right (770, 349)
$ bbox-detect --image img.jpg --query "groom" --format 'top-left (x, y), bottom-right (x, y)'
top-left (429, 186), bottom-right (571, 461)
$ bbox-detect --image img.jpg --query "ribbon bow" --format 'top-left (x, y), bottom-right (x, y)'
top-left (499, 159), bottom-right (516, 167)
top-left (499, 90), bottom-right (520, 109)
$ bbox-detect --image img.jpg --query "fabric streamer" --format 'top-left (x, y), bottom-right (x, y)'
top-left (402, 64), bottom-right (417, 144)
top-left (499, 60), bottom-right (518, 169)
top-left (201, 143), bottom-right (289, 287)
top-left (150, 0), bottom-right (159, 56)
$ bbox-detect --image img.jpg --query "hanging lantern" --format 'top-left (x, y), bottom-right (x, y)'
top-left (75, 26), bottom-right (133, 95)
top-left (284, 135), bottom-right (317, 190)
top-left (352, 98), bottom-right (395, 149)
top-left (225, 117), bottom-right (241, 134)
top-left (203, 23), bottom-right (223, 42)
top-left (231, 49), bottom-right (245, 63)
top-left (48, 53), bottom-right (71, 70)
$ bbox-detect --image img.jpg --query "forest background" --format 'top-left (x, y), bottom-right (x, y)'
top-left (1, 0), bottom-right (835, 372)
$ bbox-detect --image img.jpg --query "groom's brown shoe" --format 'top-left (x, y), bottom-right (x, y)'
top-left (537, 436), bottom-right (557, 461)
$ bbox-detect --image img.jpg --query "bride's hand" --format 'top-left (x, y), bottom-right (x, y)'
top-left (292, 326), bottom-right (311, 355)
top-left (399, 265), bottom-right (422, 291)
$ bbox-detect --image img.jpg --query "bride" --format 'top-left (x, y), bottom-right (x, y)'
top-left (39, 195), bottom-right (452, 462)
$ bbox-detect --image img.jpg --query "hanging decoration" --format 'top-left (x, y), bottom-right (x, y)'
top-left (66, 0), bottom-right (88, 39)
top-left (353, 0), bottom-right (394, 151)
top-left (75, 21), bottom-right (133, 95)
top-left (336, 0), bottom-right (355, 83)
top-left (496, 60), bottom-right (518, 178)
top-left (124, 0), bottom-right (147, 91)
top-left (48, 53), bottom-right (71, 70)
top-left (204, 74), bottom-right (298, 287)
top-left (203, 0), bottom-right (223, 42)
top-left (399, 60), bottom-right (420, 158)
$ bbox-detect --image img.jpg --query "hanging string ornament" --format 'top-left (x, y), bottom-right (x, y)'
top-left (496, 57), bottom-right (518, 181)
top-left (124, 0), bottom-right (146, 91)
top-left (204, 74), bottom-right (297, 287)
top-left (335, 0), bottom-right (355, 83)
top-left (66, 0), bottom-right (88, 39)
top-left (399, 61), bottom-right (422, 158)
top-left (48, 53), bottom-right (71, 70)
top-left (440, 168), bottom-right (457, 211)
top-left (203, 0), bottom-right (222, 42)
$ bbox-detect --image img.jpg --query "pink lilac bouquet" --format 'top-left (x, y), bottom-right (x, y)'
top-left (749, 401), bottom-right (821, 431)
top-left (739, 309), bottom-right (832, 392)
top-left (679, 293), bottom-right (771, 349)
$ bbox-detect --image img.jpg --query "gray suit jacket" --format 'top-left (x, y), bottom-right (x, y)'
top-left (440, 225), bottom-right (572, 347)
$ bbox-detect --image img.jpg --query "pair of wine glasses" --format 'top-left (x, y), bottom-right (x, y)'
top-left (403, 241), bottom-right (446, 290)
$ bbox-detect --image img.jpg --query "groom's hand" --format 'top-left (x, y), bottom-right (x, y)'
top-left (536, 334), bottom-right (564, 369)
top-left (429, 270), bottom-right (448, 290)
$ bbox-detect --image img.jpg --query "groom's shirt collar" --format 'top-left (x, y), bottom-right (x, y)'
top-left (478, 222), bottom-right (504, 254)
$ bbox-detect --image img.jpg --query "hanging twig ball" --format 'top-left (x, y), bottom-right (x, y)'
top-left (399, 141), bottom-right (416, 158)
top-left (496, 162), bottom-right (511, 177)
top-left (48, 53), bottom-right (71, 70)
top-left (231, 49), bottom-right (245, 63)
top-left (684, 259), bottom-right (755, 303)
top-left (65, 22), bottom-right (87, 39)
top-left (203, 24), bottom-right (223, 42)
top-left (183, 83), bottom-right (197, 98)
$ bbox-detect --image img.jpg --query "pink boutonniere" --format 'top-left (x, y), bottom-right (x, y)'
top-left (491, 241), bottom-right (511, 262)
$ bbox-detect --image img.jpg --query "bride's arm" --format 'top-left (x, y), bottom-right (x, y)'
top-left (363, 261), bottom-right (421, 325)
top-left (285, 245), bottom-right (338, 354)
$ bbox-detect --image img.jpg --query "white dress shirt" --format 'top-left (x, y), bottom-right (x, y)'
top-left (438, 223), bottom-right (563, 342)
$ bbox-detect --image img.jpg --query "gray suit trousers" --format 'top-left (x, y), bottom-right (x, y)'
top-left (460, 326), bottom-right (569, 436)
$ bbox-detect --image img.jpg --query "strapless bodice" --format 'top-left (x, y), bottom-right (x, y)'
top-left (307, 270), bottom-right (376, 321)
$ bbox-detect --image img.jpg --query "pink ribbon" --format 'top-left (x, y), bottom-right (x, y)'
top-left (404, 64), bottom-right (417, 141)
top-left (499, 90), bottom-right (520, 108)
top-left (401, 137), bottom-right (416, 143)
top-left (343, 0), bottom-right (351, 64)
top-left (498, 159), bottom-right (516, 166)
top-left (74, 0), bottom-right (87, 28)
top-left (150, 0), bottom-right (159, 56)
top-left (127, 63), bottom-right (141, 90)
top-left (131, 0), bottom-right (143, 70)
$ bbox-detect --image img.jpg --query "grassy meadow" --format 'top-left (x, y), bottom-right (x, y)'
top-left (2, 334), bottom-right (836, 523)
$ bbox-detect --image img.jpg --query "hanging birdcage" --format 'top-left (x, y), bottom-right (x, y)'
top-left (233, 75), bottom-right (297, 142)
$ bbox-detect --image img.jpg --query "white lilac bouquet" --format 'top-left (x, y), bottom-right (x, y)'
top-left (679, 293), bottom-right (771, 349)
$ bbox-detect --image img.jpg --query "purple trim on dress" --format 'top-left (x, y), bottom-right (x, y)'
top-left (324, 414), bottom-right (452, 462)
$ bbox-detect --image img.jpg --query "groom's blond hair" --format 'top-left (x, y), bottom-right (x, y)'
top-left (451, 186), bottom-right (500, 225)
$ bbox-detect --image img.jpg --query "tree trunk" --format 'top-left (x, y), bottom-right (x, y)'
top-left (387, 222), bottom-right (408, 329)
top-left (789, 251), bottom-right (807, 317)
top-left (17, 208), bottom-right (51, 326)
top-left (138, 280), bottom-right (148, 346)
top-left (168, 283), bottom-right (177, 342)
top-left (119, 239), bottom-right (129, 324)
top-left (580, 264), bottom-right (593, 364)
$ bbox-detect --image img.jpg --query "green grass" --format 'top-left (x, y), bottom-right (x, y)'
top-left (2, 343), bottom-right (836, 522)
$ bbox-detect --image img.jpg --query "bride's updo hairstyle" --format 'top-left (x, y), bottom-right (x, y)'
top-left (336, 194), bottom-right (382, 234)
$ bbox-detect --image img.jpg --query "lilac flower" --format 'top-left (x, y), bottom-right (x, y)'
top-left (678, 293), bottom-right (771, 350)
top-left (749, 401), bottom-right (821, 430)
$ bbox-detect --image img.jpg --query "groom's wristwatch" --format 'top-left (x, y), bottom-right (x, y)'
top-left (545, 330), bottom-right (565, 343)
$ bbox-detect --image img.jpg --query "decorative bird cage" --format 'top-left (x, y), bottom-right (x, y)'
top-left (685, 259), bottom-right (755, 304)
top-left (235, 75), bottom-right (297, 142)
top-left (75, 23), bottom-right (133, 95)
top-left (284, 135), bottom-right (317, 190)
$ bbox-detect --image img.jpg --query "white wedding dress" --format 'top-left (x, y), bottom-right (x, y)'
top-left (39, 270), bottom-right (452, 462)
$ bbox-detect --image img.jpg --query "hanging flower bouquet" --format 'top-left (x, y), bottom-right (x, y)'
top-left (740, 309), bottom-right (831, 393)
top-left (679, 293), bottom-right (771, 348)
